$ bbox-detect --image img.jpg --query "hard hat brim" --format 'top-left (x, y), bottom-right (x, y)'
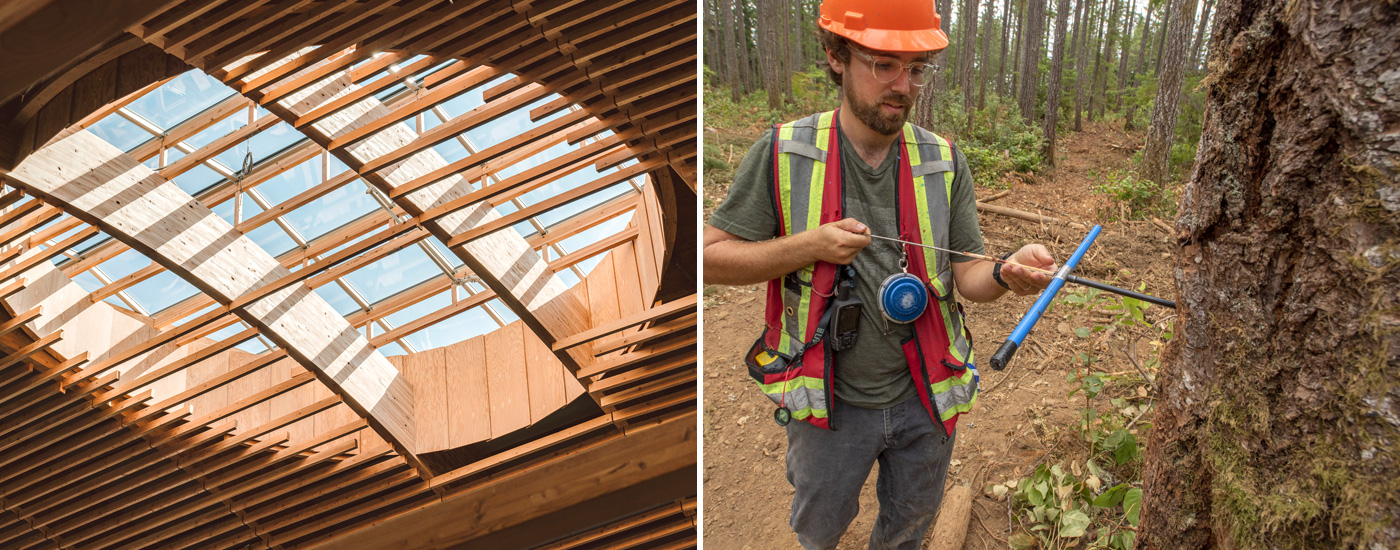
top-left (824, 24), bottom-right (950, 53)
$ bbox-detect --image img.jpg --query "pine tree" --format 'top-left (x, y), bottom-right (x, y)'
top-left (1042, 0), bottom-right (1073, 170)
top-left (1017, 0), bottom-right (1046, 121)
top-left (1140, 0), bottom-right (1195, 183)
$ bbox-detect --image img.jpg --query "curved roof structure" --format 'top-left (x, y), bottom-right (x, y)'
top-left (0, 1), bottom-right (697, 548)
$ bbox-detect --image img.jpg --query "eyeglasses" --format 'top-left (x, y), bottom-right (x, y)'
top-left (849, 48), bottom-right (932, 87)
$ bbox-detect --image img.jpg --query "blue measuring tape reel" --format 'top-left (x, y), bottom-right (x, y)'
top-left (879, 272), bottom-right (927, 324)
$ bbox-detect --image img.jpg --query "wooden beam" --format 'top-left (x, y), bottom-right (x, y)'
top-left (553, 295), bottom-right (695, 352)
top-left (547, 227), bottom-right (639, 273)
top-left (306, 411), bottom-right (695, 550)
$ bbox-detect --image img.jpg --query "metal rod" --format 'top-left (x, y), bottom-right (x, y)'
top-left (991, 225), bottom-right (1103, 371)
top-left (868, 233), bottom-right (1175, 309)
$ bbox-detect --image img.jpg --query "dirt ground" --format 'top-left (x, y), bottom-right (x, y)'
top-left (701, 121), bottom-right (1176, 550)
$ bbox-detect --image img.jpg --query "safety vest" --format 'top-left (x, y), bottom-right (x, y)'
top-left (744, 110), bottom-right (979, 435)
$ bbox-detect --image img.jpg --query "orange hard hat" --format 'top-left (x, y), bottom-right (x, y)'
top-left (818, 0), bottom-right (949, 52)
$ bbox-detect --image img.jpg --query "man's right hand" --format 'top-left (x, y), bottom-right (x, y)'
top-left (806, 218), bottom-right (871, 265)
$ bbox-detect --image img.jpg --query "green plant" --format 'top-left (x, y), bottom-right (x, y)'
top-left (1093, 169), bottom-right (1178, 221)
top-left (1007, 461), bottom-right (1142, 550)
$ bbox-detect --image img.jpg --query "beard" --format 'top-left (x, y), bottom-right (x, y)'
top-left (846, 84), bottom-right (914, 136)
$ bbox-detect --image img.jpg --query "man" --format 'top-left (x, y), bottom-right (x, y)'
top-left (702, 0), bottom-right (1057, 548)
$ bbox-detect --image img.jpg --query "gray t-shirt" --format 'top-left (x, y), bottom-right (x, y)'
top-left (709, 121), bottom-right (986, 409)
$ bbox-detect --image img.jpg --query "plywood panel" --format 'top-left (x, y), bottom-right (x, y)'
top-left (612, 243), bottom-right (645, 353)
top-left (586, 254), bottom-right (620, 361)
top-left (228, 348), bottom-right (273, 436)
top-left (404, 346), bottom-right (447, 452)
top-left (447, 336), bottom-right (490, 447)
top-left (485, 323), bottom-right (529, 437)
top-left (562, 284), bottom-right (587, 402)
top-left (186, 344), bottom-right (229, 417)
top-left (524, 330), bottom-right (562, 424)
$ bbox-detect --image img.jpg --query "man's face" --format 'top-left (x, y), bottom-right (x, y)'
top-left (829, 45), bottom-right (932, 136)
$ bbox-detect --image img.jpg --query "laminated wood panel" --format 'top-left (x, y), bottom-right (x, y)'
top-left (586, 254), bottom-right (620, 360)
top-left (446, 336), bottom-right (490, 447)
top-left (485, 322), bottom-right (529, 437)
top-left (524, 329), bottom-right (562, 424)
top-left (404, 346), bottom-right (448, 453)
top-left (185, 341), bottom-right (229, 417)
top-left (227, 348), bottom-right (273, 434)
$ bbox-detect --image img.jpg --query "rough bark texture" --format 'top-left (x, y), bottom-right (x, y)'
top-left (706, 0), bottom-right (720, 71)
top-left (1141, 0), bottom-right (1400, 548)
top-left (1042, 0), bottom-right (1072, 170)
top-left (1010, 0), bottom-right (1025, 96)
top-left (1153, 0), bottom-right (1171, 73)
top-left (1141, 0), bottom-right (1195, 184)
top-left (1017, 0), bottom-right (1045, 121)
top-left (723, 0), bottom-right (741, 101)
top-left (1096, 0), bottom-right (1124, 119)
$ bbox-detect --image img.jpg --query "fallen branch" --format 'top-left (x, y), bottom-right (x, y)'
top-left (980, 189), bottom-right (1012, 203)
top-left (1151, 217), bottom-right (1174, 235)
top-left (976, 202), bottom-right (1087, 230)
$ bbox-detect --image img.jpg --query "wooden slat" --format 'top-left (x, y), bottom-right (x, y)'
top-left (553, 295), bottom-right (696, 352)
top-left (447, 336), bottom-right (490, 447)
top-left (485, 323), bottom-right (529, 438)
top-left (576, 334), bottom-right (696, 379)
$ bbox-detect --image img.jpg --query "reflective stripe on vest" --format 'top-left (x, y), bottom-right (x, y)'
top-left (751, 110), bottom-right (979, 433)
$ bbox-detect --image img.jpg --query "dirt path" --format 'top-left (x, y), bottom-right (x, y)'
top-left (702, 121), bottom-right (1175, 550)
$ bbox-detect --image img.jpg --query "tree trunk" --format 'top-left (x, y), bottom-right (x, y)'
top-left (1042, 0), bottom-right (1072, 170)
top-left (1188, 0), bottom-right (1214, 72)
top-left (960, 0), bottom-right (980, 113)
top-left (1140, 0), bottom-right (1194, 184)
top-left (1072, 0), bottom-right (1096, 130)
top-left (1067, 0), bottom-right (1084, 76)
top-left (977, 0), bottom-right (996, 108)
top-left (1087, 0), bottom-right (1114, 122)
top-left (1114, 7), bottom-right (1135, 112)
top-left (723, 0), bottom-right (741, 101)
top-left (935, 0), bottom-right (954, 90)
top-left (1124, 0), bottom-right (1154, 129)
top-left (997, 0), bottom-right (1013, 96)
top-left (736, 0), bottom-right (755, 95)
top-left (1153, 0), bottom-right (1171, 74)
top-left (1017, 0), bottom-right (1045, 122)
top-left (1097, 0), bottom-right (1124, 120)
top-left (1140, 0), bottom-right (1400, 547)
top-left (706, 0), bottom-right (720, 77)
top-left (760, 0), bottom-right (783, 109)
top-left (1010, 0), bottom-right (1025, 98)
top-left (780, 0), bottom-right (794, 102)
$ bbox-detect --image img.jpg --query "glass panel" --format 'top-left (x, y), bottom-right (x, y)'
top-left (340, 245), bottom-right (440, 305)
top-left (314, 282), bottom-right (364, 316)
top-left (126, 270), bottom-right (201, 315)
top-left (87, 116), bottom-right (154, 153)
top-left (126, 71), bottom-right (234, 129)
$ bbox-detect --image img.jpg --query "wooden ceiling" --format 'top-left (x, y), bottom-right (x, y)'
top-left (0, 0), bottom-right (697, 548)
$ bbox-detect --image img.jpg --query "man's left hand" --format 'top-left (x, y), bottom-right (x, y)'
top-left (1001, 244), bottom-right (1056, 296)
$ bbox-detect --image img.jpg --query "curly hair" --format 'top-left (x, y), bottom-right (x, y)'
top-left (816, 27), bottom-right (853, 87)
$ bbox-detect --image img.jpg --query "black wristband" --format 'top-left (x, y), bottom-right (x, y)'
top-left (992, 252), bottom-right (1014, 290)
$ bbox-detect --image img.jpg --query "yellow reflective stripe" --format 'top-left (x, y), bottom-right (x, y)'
top-left (941, 307), bottom-right (969, 363)
top-left (791, 407), bottom-right (830, 420)
top-left (939, 398), bottom-right (976, 421)
top-left (906, 124), bottom-right (946, 297)
top-left (928, 367), bottom-right (976, 394)
top-left (794, 112), bottom-right (834, 342)
top-left (756, 374), bottom-right (825, 394)
top-left (777, 122), bottom-right (797, 238)
top-left (935, 134), bottom-right (954, 206)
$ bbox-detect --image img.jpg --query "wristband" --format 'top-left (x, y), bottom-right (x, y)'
top-left (992, 252), bottom-right (1014, 290)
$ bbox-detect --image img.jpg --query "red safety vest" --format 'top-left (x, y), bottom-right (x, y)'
top-left (744, 110), bottom-right (979, 434)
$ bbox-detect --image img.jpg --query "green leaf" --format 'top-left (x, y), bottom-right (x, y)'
top-left (1124, 488), bottom-right (1143, 526)
top-left (1068, 371), bottom-right (1079, 383)
top-left (1058, 509), bottom-right (1091, 538)
top-left (1091, 484), bottom-right (1127, 508)
top-left (1074, 327), bottom-right (1092, 338)
top-left (1114, 431), bottom-right (1140, 466)
top-left (1113, 531), bottom-right (1137, 550)
top-left (1084, 375), bottom-right (1104, 398)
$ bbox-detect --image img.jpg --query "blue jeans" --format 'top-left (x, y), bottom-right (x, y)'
top-left (785, 396), bottom-right (956, 550)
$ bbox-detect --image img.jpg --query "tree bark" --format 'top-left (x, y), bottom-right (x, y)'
top-left (997, 0), bottom-right (1013, 96)
top-left (1042, 0), bottom-right (1072, 170)
top-left (781, 0), bottom-right (794, 102)
top-left (1140, 0), bottom-right (1194, 184)
top-left (1067, 0), bottom-right (1085, 77)
top-left (1188, 0), bottom-right (1214, 72)
top-left (1017, 0), bottom-right (1045, 122)
top-left (1141, 0), bottom-right (1400, 547)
